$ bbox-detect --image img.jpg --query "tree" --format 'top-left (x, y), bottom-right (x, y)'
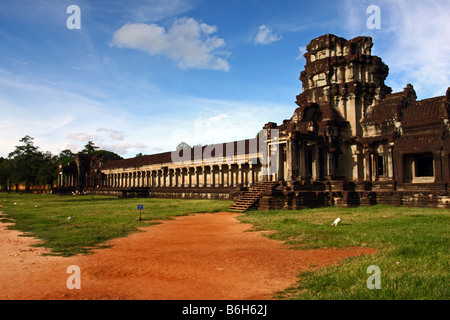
top-left (8, 136), bottom-right (44, 190)
top-left (0, 157), bottom-right (12, 190)
top-left (77, 141), bottom-right (122, 160)
top-left (176, 142), bottom-right (191, 151)
top-left (58, 149), bottom-right (75, 166)
top-left (80, 141), bottom-right (99, 154)
top-left (36, 152), bottom-right (58, 186)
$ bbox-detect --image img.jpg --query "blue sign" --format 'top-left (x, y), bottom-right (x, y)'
top-left (137, 205), bottom-right (144, 210)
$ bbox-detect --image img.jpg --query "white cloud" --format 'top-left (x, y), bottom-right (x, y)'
top-left (296, 46), bottom-right (307, 61)
top-left (97, 128), bottom-right (125, 141)
top-left (341, 0), bottom-right (450, 99)
top-left (112, 17), bottom-right (230, 71)
top-left (254, 25), bottom-right (282, 45)
top-left (100, 142), bottom-right (148, 156)
top-left (67, 133), bottom-right (100, 142)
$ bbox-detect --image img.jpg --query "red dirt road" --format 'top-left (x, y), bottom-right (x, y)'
top-left (0, 211), bottom-right (376, 300)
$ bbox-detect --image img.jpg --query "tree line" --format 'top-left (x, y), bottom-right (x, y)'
top-left (0, 136), bottom-right (121, 192)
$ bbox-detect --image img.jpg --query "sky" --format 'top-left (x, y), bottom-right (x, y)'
top-left (1, 0), bottom-right (449, 159)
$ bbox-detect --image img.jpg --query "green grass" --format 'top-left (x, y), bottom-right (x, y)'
top-left (0, 193), bottom-right (233, 256)
top-left (238, 205), bottom-right (450, 300)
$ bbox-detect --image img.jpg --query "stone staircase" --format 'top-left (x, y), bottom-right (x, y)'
top-left (229, 181), bottom-right (279, 212)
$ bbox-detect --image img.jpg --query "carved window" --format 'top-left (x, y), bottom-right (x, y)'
top-left (376, 155), bottom-right (385, 177)
top-left (307, 148), bottom-right (314, 177)
top-left (403, 153), bottom-right (435, 183)
top-left (415, 154), bottom-right (434, 177)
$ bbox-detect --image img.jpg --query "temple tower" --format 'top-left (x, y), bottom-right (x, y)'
top-left (297, 34), bottom-right (391, 137)
top-left (292, 34), bottom-right (392, 180)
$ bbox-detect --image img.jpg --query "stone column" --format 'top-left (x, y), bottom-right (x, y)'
top-left (218, 165), bottom-right (223, 186)
top-left (441, 150), bottom-right (449, 183)
top-left (212, 165), bottom-right (218, 187)
top-left (195, 167), bottom-right (201, 187)
top-left (433, 150), bottom-right (443, 182)
top-left (168, 169), bottom-right (174, 187)
top-left (58, 172), bottom-right (62, 187)
top-left (148, 171), bottom-right (152, 187)
top-left (364, 150), bottom-right (372, 181)
top-left (163, 169), bottom-right (167, 187)
top-left (204, 166), bottom-right (209, 187)
top-left (230, 165), bottom-right (235, 187)
top-left (387, 146), bottom-right (394, 180)
top-left (174, 168), bottom-right (179, 187)
top-left (151, 171), bottom-right (155, 187)
top-left (249, 164), bottom-right (254, 186)
top-left (220, 165), bottom-right (226, 186)
top-left (187, 168), bottom-right (192, 187)
top-left (181, 168), bottom-right (186, 187)
top-left (286, 138), bottom-right (298, 181)
top-left (189, 167), bottom-right (194, 187)
top-left (61, 172), bottom-right (65, 187)
top-left (156, 170), bottom-right (161, 187)
top-left (238, 164), bottom-right (243, 185)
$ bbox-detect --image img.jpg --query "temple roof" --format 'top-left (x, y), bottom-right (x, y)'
top-left (402, 96), bottom-right (447, 128)
top-left (101, 137), bottom-right (260, 170)
top-left (395, 133), bottom-right (443, 152)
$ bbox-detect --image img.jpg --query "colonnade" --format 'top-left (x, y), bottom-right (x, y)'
top-left (101, 163), bottom-right (261, 189)
top-left (58, 172), bottom-right (77, 188)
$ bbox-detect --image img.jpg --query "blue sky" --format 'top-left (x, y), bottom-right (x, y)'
top-left (1, 0), bottom-right (449, 158)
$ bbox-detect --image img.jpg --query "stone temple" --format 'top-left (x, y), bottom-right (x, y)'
top-left (57, 34), bottom-right (450, 210)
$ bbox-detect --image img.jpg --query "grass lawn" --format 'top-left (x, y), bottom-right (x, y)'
top-left (238, 205), bottom-right (449, 300)
top-left (0, 193), bottom-right (233, 256)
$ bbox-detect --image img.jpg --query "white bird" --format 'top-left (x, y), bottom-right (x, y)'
top-left (14, 202), bottom-right (17, 205)
top-left (35, 205), bottom-right (39, 208)
top-left (331, 217), bottom-right (341, 226)
top-left (68, 216), bottom-right (72, 221)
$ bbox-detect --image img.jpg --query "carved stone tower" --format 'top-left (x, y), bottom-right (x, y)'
top-left (297, 34), bottom-right (392, 137)
top-left (291, 34), bottom-right (392, 180)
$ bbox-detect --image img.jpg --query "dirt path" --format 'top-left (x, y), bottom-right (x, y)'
top-left (0, 211), bottom-right (376, 300)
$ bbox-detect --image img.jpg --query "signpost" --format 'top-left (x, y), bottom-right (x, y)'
top-left (137, 204), bottom-right (143, 221)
